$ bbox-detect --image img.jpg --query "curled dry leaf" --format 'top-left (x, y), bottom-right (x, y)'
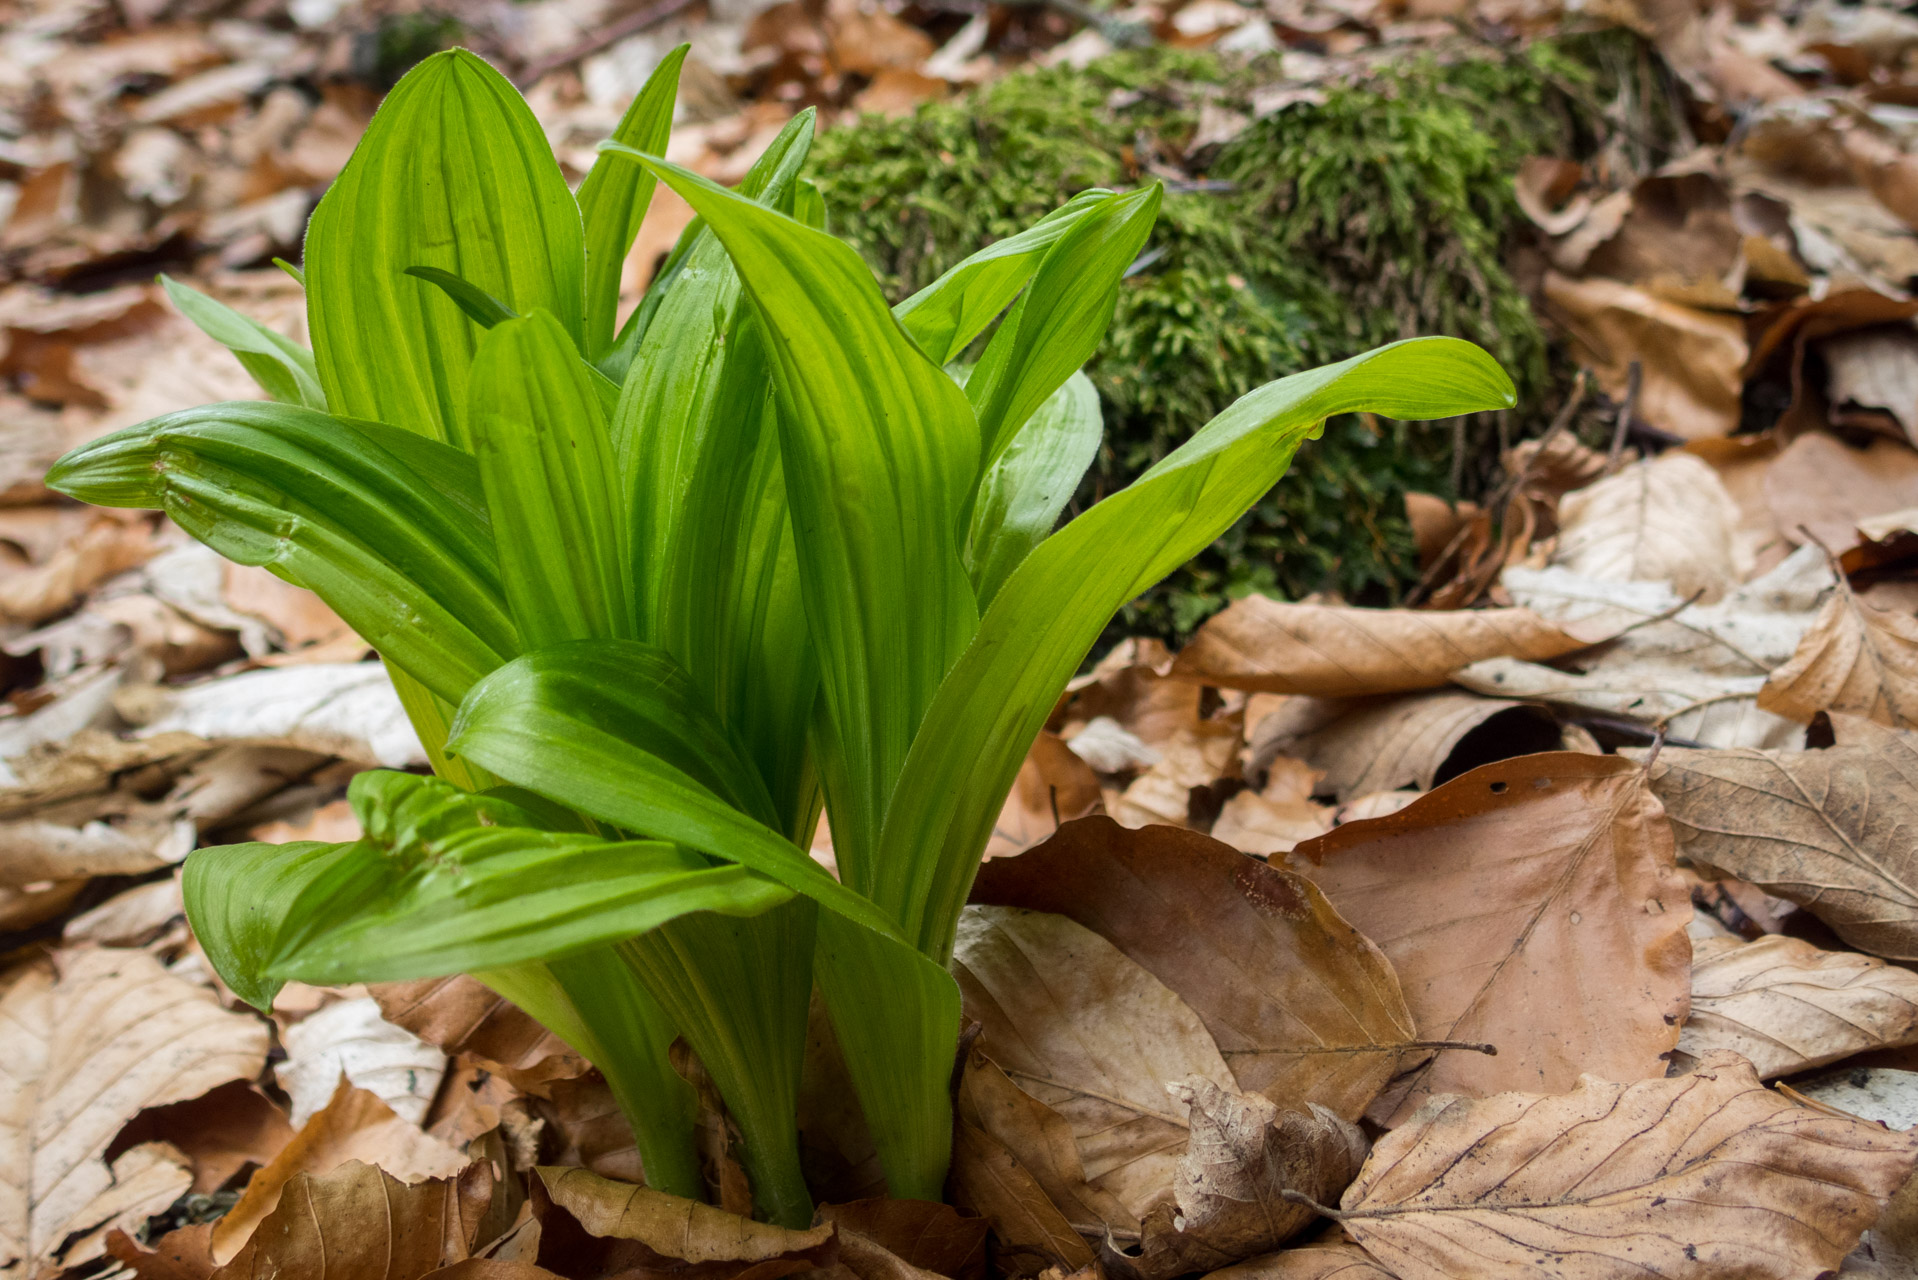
top-left (1676, 932), bottom-right (1918, 1077)
top-left (1166, 595), bottom-right (1609, 698)
top-left (1333, 1051), bottom-right (1918, 1280)
top-left (952, 905), bottom-right (1234, 1221)
top-left (1210, 757), bottom-right (1334, 856)
top-left (108, 1078), bottom-right (292, 1195)
top-left (372, 975), bottom-right (588, 1098)
top-left (0, 949), bottom-right (269, 1276)
top-left (1759, 577), bottom-right (1918, 728)
top-left (1294, 753), bottom-right (1693, 1127)
top-left (1549, 451), bottom-right (1745, 602)
top-left (537, 1166), bottom-right (833, 1264)
top-left (971, 818), bottom-right (1417, 1120)
top-left (816, 1199), bottom-right (990, 1280)
top-left (277, 994), bottom-right (449, 1127)
top-left (211, 1078), bottom-right (469, 1263)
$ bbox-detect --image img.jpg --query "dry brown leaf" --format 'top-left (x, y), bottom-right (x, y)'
top-left (1550, 451), bottom-right (1745, 601)
top-left (0, 949), bottom-right (268, 1276)
top-left (1294, 753), bottom-right (1693, 1126)
top-left (817, 1199), bottom-right (989, 1280)
top-left (971, 819), bottom-right (1417, 1121)
top-left (108, 1078), bottom-right (292, 1195)
top-left (1166, 595), bottom-right (1608, 697)
top-left (952, 905), bottom-right (1234, 1220)
top-left (1759, 577), bottom-right (1918, 728)
top-left (1765, 431), bottom-right (1918, 556)
top-left (213, 1160), bottom-right (499, 1280)
top-left (536, 1165), bottom-right (833, 1262)
top-left (1676, 932), bottom-right (1918, 1077)
top-left (372, 975), bottom-right (587, 1098)
top-left (0, 514), bottom-right (163, 624)
top-left (277, 995), bottom-right (447, 1127)
top-left (1334, 1051), bottom-right (1918, 1280)
top-left (1638, 715), bottom-right (1918, 959)
top-left (986, 733), bottom-right (1104, 859)
top-left (539, 1074), bottom-right (644, 1184)
top-left (948, 1098), bottom-right (1097, 1278)
top-left (1210, 757), bottom-right (1334, 855)
top-left (1111, 1086), bottom-right (1367, 1280)
top-left (1204, 1237), bottom-right (1397, 1278)
top-left (1245, 691), bottom-right (1562, 804)
top-left (211, 1078), bottom-right (469, 1263)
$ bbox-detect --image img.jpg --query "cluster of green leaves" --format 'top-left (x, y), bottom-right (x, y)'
top-left (47, 48), bottom-right (1512, 1224)
top-left (812, 39), bottom-right (1621, 636)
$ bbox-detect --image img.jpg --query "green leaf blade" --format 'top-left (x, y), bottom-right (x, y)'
top-left (966, 370), bottom-right (1103, 608)
top-left (161, 274), bottom-right (325, 410)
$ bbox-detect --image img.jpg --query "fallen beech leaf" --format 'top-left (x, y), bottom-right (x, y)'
top-left (971, 819), bottom-right (1417, 1122)
top-left (63, 875), bottom-right (186, 947)
top-left (817, 1199), bottom-right (989, 1280)
top-left (1204, 1237), bottom-right (1396, 1278)
top-left (106, 1219), bottom-right (217, 1280)
top-left (211, 1078), bottom-right (469, 1263)
top-left (108, 1078), bottom-right (293, 1194)
top-left (1765, 431), bottom-right (1918, 557)
top-left (987, 733), bottom-right (1104, 858)
top-left (948, 1106), bottom-right (1098, 1277)
top-left (1166, 595), bottom-right (1609, 697)
top-left (0, 949), bottom-right (268, 1275)
top-left (1759, 577), bottom-right (1918, 728)
top-left (952, 905), bottom-right (1234, 1219)
top-left (1796, 1066), bottom-right (1918, 1131)
top-left (1111, 1085), bottom-right (1366, 1279)
top-left (1550, 451), bottom-right (1744, 601)
top-left (1210, 757), bottom-right (1333, 855)
top-left (536, 1166), bottom-right (833, 1262)
top-left (120, 662), bottom-right (427, 768)
top-left (1676, 932), bottom-right (1918, 1078)
top-left (1333, 1052), bottom-right (1918, 1280)
top-left (1294, 753), bottom-right (1692, 1126)
top-left (1637, 715), bottom-right (1918, 959)
top-left (213, 1160), bottom-right (498, 1280)
top-left (1245, 691), bottom-right (1562, 804)
top-left (373, 975), bottom-right (587, 1098)
top-left (540, 1074), bottom-right (644, 1183)
top-left (277, 995), bottom-right (448, 1126)
top-left (0, 515), bottom-right (162, 625)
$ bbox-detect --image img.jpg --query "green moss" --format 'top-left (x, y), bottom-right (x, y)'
top-left (813, 38), bottom-right (1640, 642)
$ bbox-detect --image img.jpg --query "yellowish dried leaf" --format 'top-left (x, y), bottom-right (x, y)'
top-left (1759, 578), bottom-right (1918, 728)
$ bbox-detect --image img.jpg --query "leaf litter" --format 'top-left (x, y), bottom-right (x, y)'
top-left (22, 0), bottom-right (1918, 1277)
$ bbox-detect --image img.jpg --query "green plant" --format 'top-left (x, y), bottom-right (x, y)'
top-left (47, 48), bottom-right (1512, 1223)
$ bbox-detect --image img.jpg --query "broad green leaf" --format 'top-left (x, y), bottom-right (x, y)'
top-left (448, 644), bottom-right (901, 940)
top-left (404, 266), bottom-right (518, 329)
top-left (304, 49), bottom-right (585, 448)
top-left (965, 185), bottom-right (1159, 468)
top-left (469, 311), bottom-right (631, 648)
top-left (45, 402), bottom-right (514, 704)
top-left (814, 912), bottom-right (961, 1202)
top-left (893, 189), bottom-right (1114, 365)
top-left (185, 839), bottom-right (342, 1009)
top-left (622, 902), bottom-right (817, 1226)
top-left (629, 153), bottom-right (979, 890)
top-left (185, 771), bottom-right (791, 989)
top-left (879, 337), bottom-right (1518, 955)
top-left (160, 275), bottom-right (324, 410)
top-left (577, 44), bottom-right (687, 357)
top-left (965, 370), bottom-right (1102, 607)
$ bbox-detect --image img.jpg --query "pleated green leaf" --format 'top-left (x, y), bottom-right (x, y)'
top-left (881, 337), bottom-right (1518, 955)
top-left (185, 771), bottom-right (790, 996)
top-left (160, 275), bottom-right (325, 409)
top-left (45, 401), bottom-right (514, 704)
top-left (469, 310), bottom-right (631, 648)
top-left (404, 266), bottom-right (518, 329)
top-left (965, 185), bottom-right (1159, 467)
top-left (304, 49), bottom-right (585, 447)
top-left (447, 641), bottom-right (901, 941)
top-left (628, 152), bottom-right (979, 888)
top-left (966, 370), bottom-right (1103, 608)
top-left (577, 44), bottom-right (687, 357)
top-left (893, 189), bottom-right (1115, 365)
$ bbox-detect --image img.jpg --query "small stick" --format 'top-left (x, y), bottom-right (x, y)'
top-left (516, 0), bottom-right (698, 88)
top-left (1605, 360), bottom-right (1641, 473)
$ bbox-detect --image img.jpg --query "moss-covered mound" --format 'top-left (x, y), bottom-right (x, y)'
top-left (813, 38), bottom-right (1634, 640)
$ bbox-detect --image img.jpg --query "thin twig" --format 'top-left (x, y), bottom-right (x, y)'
top-left (516, 0), bottom-right (698, 88)
top-left (1605, 360), bottom-right (1641, 473)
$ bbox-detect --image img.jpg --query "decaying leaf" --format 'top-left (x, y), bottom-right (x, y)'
top-left (1759, 576), bottom-right (1918, 728)
top-left (117, 661), bottom-right (426, 768)
top-left (971, 819), bottom-right (1417, 1121)
top-left (1204, 1237), bottom-right (1396, 1278)
top-left (986, 732), bottom-right (1105, 858)
top-left (276, 994), bottom-right (448, 1127)
top-left (0, 949), bottom-right (268, 1276)
top-left (372, 975), bottom-right (587, 1098)
top-left (1676, 932), bottom-right (1918, 1077)
top-left (948, 1094), bottom-right (1098, 1278)
top-left (107, 1078), bottom-right (292, 1195)
top-left (1639, 715), bottom-right (1918, 959)
top-left (1335, 1052), bottom-right (1918, 1280)
top-left (816, 1198), bottom-right (990, 1280)
top-left (537, 1166), bottom-right (834, 1264)
top-left (1210, 757), bottom-right (1334, 855)
top-left (951, 905), bottom-right (1234, 1220)
top-left (1295, 753), bottom-right (1693, 1126)
top-left (1166, 596), bottom-right (1609, 697)
top-left (1550, 451), bottom-right (1745, 601)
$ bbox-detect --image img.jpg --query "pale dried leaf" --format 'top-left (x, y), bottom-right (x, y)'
top-left (1338, 1052), bottom-right (1918, 1280)
top-left (0, 949), bottom-right (268, 1275)
top-left (1766, 430), bottom-right (1918, 556)
top-left (536, 1166), bottom-right (832, 1260)
top-left (1550, 451), bottom-right (1744, 601)
top-left (1167, 596), bottom-right (1608, 698)
top-left (953, 906), bottom-right (1234, 1220)
top-left (1295, 754), bottom-right (1692, 1126)
top-left (1677, 932), bottom-right (1918, 1077)
top-left (278, 995), bottom-right (448, 1127)
top-left (1759, 579), bottom-right (1918, 727)
top-left (972, 819), bottom-right (1418, 1123)
top-left (1203, 1238), bottom-right (1397, 1279)
top-left (1637, 715), bottom-right (1918, 959)
top-left (119, 662), bottom-right (427, 768)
